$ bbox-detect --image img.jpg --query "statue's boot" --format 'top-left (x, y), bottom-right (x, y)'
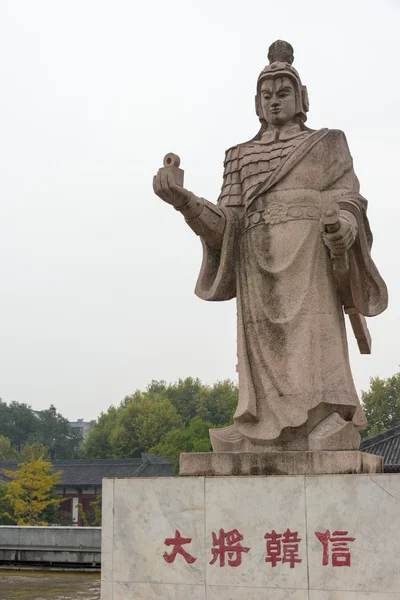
top-left (209, 423), bottom-right (245, 453)
top-left (307, 412), bottom-right (360, 451)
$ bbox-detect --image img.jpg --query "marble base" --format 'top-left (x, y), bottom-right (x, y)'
top-left (102, 473), bottom-right (400, 599)
top-left (179, 450), bottom-right (383, 476)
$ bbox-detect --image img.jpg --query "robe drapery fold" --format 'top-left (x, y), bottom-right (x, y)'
top-left (195, 129), bottom-right (388, 445)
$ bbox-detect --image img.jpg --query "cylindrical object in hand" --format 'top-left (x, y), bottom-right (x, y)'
top-left (163, 153), bottom-right (181, 168)
top-left (161, 153), bottom-right (184, 187)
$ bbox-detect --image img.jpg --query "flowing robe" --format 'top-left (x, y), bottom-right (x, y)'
top-left (195, 127), bottom-right (388, 446)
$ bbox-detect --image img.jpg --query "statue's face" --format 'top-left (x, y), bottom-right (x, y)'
top-left (260, 77), bottom-right (297, 126)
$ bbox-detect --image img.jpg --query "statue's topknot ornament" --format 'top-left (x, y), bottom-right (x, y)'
top-left (255, 40), bottom-right (309, 124)
top-left (267, 39), bottom-right (294, 64)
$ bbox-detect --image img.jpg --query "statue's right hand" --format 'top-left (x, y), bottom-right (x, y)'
top-left (153, 170), bottom-right (191, 209)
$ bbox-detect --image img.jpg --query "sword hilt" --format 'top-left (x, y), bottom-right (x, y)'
top-left (321, 202), bottom-right (340, 233)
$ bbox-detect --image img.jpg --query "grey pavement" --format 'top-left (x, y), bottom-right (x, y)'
top-left (0, 570), bottom-right (100, 600)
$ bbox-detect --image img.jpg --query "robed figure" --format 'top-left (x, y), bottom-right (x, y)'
top-left (153, 41), bottom-right (388, 453)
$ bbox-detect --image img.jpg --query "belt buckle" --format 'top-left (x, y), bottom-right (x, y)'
top-left (263, 202), bottom-right (288, 225)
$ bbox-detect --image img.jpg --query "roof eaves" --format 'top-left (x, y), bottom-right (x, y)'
top-left (361, 425), bottom-right (400, 449)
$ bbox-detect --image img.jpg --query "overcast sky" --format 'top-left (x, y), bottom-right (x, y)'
top-left (0, 0), bottom-right (399, 421)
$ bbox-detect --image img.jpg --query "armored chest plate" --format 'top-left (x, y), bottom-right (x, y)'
top-left (220, 130), bottom-right (310, 207)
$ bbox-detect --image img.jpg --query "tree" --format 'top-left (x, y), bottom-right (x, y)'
top-left (151, 416), bottom-right (212, 473)
top-left (0, 436), bottom-right (48, 462)
top-left (18, 442), bottom-right (50, 462)
top-left (196, 380), bottom-right (238, 426)
top-left (0, 435), bottom-right (18, 460)
top-left (362, 371), bottom-right (400, 439)
top-left (144, 378), bottom-right (237, 427)
top-left (77, 494), bottom-right (102, 526)
top-left (83, 378), bottom-right (238, 460)
top-left (33, 405), bottom-right (82, 459)
top-left (4, 455), bottom-right (62, 525)
top-left (157, 378), bottom-right (203, 426)
top-left (83, 406), bottom-right (119, 459)
top-left (111, 394), bottom-right (182, 458)
top-left (0, 401), bottom-right (82, 459)
top-left (0, 400), bottom-right (38, 449)
top-left (0, 484), bottom-right (14, 525)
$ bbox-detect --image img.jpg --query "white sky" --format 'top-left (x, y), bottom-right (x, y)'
top-left (0, 0), bottom-right (399, 420)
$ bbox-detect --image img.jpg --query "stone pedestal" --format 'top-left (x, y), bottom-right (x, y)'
top-left (179, 450), bottom-right (382, 477)
top-left (101, 473), bottom-right (400, 599)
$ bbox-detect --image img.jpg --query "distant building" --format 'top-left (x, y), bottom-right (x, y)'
top-left (69, 419), bottom-right (95, 439)
top-left (0, 454), bottom-right (174, 524)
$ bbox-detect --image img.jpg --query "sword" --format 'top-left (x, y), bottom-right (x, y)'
top-left (321, 202), bottom-right (372, 354)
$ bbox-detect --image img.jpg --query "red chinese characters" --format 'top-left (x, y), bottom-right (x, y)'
top-left (265, 529), bottom-right (302, 568)
top-left (315, 530), bottom-right (355, 567)
top-left (210, 528), bottom-right (250, 567)
top-left (163, 530), bottom-right (197, 564)
top-left (163, 526), bottom-right (356, 570)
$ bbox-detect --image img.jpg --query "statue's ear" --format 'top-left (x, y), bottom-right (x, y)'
top-left (302, 86), bottom-right (309, 113)
top-left (255, 94), bottom-right (262, 119)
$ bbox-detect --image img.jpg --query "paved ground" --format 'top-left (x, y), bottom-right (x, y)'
top-left (0, 570), bottom-right (100, 600)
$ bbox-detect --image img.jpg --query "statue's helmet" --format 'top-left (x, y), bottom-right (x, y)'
top-left (255, 40), bottom-right (309, 124)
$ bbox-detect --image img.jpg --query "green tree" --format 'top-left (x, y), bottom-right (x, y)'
top-left (33, 405), bottom-right (82, 459)
top-left (111, 394), bottom-right (182, 458)
top-left (0, 436), bottom-right (49, 462)
top-left (362, 371), bottom-right (400, 439)
top-left (0, 400), bottom-right (38, 449)
top-left (196, 380), bottom-right (238, 426)
top-left (18, 442), bottom-right (50, 462)
top-left (40, 489), bottom-right (63, 525)
top-left (0, 401), bottom-right (81, 459)
top-left (0, 484), bottom-right (14, 525)
top-left (157, 378), bottom-right (203, 426)
top-left (4, 455), bottom-right (62, 525)
top-left (83, 378), bottom-right (238, 460)
top-left (0, 435), bottom-right (18, 460)
top-left (77, 494), bottom-right (102, 526)
top-left (83, 406), bottom-right (119, 459)
top-left (151, 416), bottom-right (212, 473)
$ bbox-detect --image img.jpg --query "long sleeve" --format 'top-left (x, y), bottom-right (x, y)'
top-left (194, 148), bottom-right (244, 301)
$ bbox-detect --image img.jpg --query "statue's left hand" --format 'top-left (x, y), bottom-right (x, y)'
top-left (153, 170), bottom-right (191, 209)
top-left (322, 216), bottom-right (358, 254)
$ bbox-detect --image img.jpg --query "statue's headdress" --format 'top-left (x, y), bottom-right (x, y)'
top-left (255, 40), bottom-right (309, 124)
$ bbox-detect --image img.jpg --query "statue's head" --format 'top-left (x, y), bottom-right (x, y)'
top-left (255, 40), bottom-right (309, 128)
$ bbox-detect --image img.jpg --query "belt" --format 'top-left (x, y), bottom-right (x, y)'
top-left (244, 202), bottom-right (320, 231)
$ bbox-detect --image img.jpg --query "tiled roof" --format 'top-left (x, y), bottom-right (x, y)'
top-left (0, 471), bottom-right (11, 484)
top-left (360, 425), bottom-right (400, 465)
top-left (0, 454), bottom-right (174, 486)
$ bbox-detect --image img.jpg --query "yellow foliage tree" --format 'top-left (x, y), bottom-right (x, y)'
top-left (4, 455), bottom-right (62, 526)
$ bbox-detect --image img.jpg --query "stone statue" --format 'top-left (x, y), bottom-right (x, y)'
top-left (153, 40), bottom-right (388, 454)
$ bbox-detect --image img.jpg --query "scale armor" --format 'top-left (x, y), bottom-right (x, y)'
top-left (218, 127), bottom-right (311, 208)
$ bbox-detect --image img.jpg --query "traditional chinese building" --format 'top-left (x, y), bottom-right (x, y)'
top-left (360, 425), bottom-right (400, 470)
top-left (0, 471), bottom-right (11, 484)
top-left (0, 454), bottom-right (174, 524)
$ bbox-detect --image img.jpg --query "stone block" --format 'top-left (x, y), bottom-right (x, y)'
top-left (306, 474), bottom-right (400, 594)
top-left (179, 450), bottom-right (382, 476)
top-left (102, 474), bottom-right (400, 598)
top-left (111, 477), bottom-right (205, 586)
top-left (205, 476), bottom-right (307, 589)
